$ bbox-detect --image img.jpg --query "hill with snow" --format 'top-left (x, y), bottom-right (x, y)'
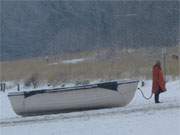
top-left (1, 1), bottom-right (179, 60)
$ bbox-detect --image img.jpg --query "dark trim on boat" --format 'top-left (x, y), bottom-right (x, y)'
top-left (8, 80), bottom-right (139, 98)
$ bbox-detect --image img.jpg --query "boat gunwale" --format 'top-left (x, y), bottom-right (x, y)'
top-left (8, 80), bottom-right (139, 97)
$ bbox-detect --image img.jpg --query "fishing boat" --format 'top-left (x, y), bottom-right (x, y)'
top-left (8, 80), bottom-right (139, 116)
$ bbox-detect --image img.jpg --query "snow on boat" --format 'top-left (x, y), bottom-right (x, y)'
top-left (8, 80), bottom-right (139, 116)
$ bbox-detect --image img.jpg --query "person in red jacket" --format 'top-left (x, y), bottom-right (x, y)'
top-left (152, 60), bottom-right (166, 103)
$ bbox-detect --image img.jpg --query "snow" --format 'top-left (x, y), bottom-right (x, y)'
top-left (62, 58), bottom-right (85, 64)
top-left (0, 79), bottom-right (180, 135)
top-left (48, 62), bottom-right (59, 66)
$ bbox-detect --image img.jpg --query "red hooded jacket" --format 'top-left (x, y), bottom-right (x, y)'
top-left (152, 64), bottom-right (166, 94)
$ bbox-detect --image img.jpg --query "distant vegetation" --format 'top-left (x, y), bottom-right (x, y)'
top-left (1, 1), bottom-right (179, 61)
top-left (0, 46), bottom-right (179, 85)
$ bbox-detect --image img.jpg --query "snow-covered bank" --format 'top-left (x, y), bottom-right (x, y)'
top-left (0, 80), bottom-right (180, 135)
top-left (1, 104), bottom-right (180, 135)
top-left (1, 100), bottom-right (179, 127)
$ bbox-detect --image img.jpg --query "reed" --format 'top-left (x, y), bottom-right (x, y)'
top-left (0, 46), bottom-right (179, 85)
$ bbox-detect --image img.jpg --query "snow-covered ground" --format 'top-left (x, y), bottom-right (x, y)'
top-left (0, 79), bottom-right (180, 135)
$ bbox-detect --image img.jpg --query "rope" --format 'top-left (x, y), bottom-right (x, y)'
top-left (138, 87), bottom-right (153, 100)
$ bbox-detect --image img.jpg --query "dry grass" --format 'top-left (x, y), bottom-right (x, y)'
top-left (0, 46), bottom-right (179, 85)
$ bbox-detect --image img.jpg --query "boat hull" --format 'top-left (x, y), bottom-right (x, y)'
top-left (8, 80), bottom-right (138, 116)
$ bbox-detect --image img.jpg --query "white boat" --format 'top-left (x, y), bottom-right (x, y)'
top-left (8, 80), bottom-right (139, 116)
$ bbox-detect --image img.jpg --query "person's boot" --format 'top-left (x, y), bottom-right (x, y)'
top-left (155, 101), bottom-right (161, 103)
top-left (155, 93), bottom-right (160, 103)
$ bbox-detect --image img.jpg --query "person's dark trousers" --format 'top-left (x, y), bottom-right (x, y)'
top-left (155, 90), bottom-right (161, 103)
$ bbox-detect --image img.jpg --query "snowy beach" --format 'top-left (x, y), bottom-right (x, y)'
top-left (0, 80), bottom-right (179, 135)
